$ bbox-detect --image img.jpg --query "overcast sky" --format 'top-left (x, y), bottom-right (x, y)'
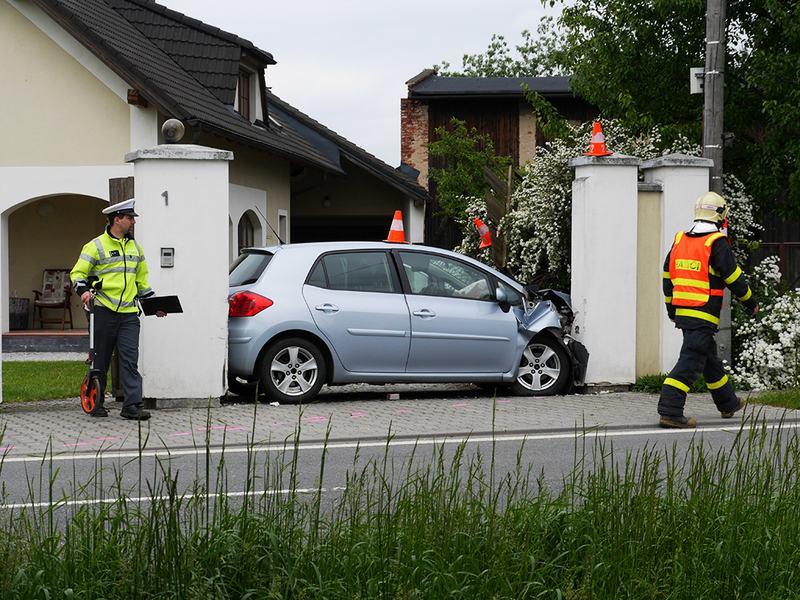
top-left (157, 0), bottom-right (559, 167)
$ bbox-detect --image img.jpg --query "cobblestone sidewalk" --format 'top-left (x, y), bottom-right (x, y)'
top-left (1, 385), bottom-right (795, 458)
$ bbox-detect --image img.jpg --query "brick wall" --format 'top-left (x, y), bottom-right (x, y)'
top-left (400, 98), bottom-right (429, 189)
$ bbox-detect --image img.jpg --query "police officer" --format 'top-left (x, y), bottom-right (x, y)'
top-left (658, 192), bottom-right (758, 428)
top-left (70, 199), bottom-right (164, 420)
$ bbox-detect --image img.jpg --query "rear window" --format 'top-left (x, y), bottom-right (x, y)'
top-left (229, 251), bottom-right (273, 286)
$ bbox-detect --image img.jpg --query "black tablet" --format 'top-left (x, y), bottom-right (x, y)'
top-left (140, 295), bottom-right (183, 315)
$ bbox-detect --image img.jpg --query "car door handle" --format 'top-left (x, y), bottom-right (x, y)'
top-left (412, 309), bottom-right (436, 318)
top-left (315, 303), bottom-right (340, 314)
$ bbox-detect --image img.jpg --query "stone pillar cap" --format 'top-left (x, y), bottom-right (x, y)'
top-left (126, 144), bottom-right (234, 163)
top-left (640, 153), bottom-right (713, 169)
top-left (569, 153), bottom-right (640, 168)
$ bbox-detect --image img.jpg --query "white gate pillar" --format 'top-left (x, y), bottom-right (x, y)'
top-left (125, 144), bottom-right (233, 402)
top-left (569, 154), bottom-right (640, 386)
top-left (640, 154), bottom-right (713, 373)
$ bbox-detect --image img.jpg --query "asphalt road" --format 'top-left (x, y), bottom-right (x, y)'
top-left (0, 422), bottom-right (788, 511)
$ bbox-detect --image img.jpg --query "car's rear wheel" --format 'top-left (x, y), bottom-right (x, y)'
top-left (260, 337), bottom-right (326, 404)
top-left (508, 336), bottom-right (570, 396)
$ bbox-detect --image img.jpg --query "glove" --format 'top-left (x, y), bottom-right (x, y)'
top-left (746, 303), bottom-right (759, 317)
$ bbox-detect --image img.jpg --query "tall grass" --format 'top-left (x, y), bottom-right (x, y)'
top-left (1, 412), bottom-right (800, 598)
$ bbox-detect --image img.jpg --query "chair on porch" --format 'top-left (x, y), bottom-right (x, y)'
top-left (32, 269), bottom-right (73, 329)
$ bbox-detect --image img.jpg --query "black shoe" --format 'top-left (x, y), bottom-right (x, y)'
top-left (721, 398), bottom-right (746, 419)
top-left (120, 408), bottom-right (151, 421)
top-left (89, 405), bottom-right (109, 418)
top-left (659, 415), bottom-right (697, 429)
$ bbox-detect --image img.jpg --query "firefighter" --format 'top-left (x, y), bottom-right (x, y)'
top-left (70, 199), bottom-right (164, 420)
top-left (658, 192), bottom-right (758, 428)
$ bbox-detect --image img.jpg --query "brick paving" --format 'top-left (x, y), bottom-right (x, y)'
top-left (0, 384), bottom-right (795, 458)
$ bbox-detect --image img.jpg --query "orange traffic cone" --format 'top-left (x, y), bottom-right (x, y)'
top-left (474, 217), bottom-right (492, 248)
top-left (583, 121), bottom-right (613, 157)
top-left (384, 210), bottom-right (407, 243)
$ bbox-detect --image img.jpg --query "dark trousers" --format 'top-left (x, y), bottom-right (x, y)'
top-left (93, 305), bottom-right (143, 411)
top-left (658, 327), bottom-right (738, 417)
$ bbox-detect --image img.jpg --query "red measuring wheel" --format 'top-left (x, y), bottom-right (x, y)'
top-left (80, 376), bottom-right (101, 414)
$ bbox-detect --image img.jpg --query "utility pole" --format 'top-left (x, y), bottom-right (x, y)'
top-left (704, 0), bottom-right (731, 361)
top-left (703, 0), bottom-right (725, 194)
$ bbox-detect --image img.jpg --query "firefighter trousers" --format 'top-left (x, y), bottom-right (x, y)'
top-left (93, 305), bottom-right (143, 411)
top-left (658, 327), bottom-right (739, 418)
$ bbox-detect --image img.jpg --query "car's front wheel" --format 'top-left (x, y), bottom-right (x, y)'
top-left (508, 336), bottom-right (570, 396)
top-left (260, 337), bottom-right (326, 404)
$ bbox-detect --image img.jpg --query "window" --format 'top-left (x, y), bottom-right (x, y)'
top-left (229, 251), bottom-right (273, 286)
top-left (400, 252), bottom-right (493, 300)
top-left (237, 212), bottom-right (255, 253)
top-left (307, 252), bottom-right (398, 293)
top-left (278, 210), bottom-right (288, 244)
top-left (238, 69), bottom-right (251, 120)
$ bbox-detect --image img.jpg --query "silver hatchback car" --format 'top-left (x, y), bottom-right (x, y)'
top-left (227, 242), bottom-right (588, 404)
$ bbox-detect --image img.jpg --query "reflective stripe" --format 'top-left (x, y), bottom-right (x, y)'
top-left (664, 296), bottom-right (672, 304)
top-left (673, 291), bottom-right (709, 303)
top-left (675, 308), bottom-right (720, 324)
top-left (707, 375), bottom-right (729, 390)
top-left (709, 266), bottom-right (720, 277)
top-left (739, 288), bottom-right (752, 302)
top-left (664, 377), bottom-right (689, 393)
top-left (96, 290), bottom-right (138, 308)
top-left (725, 266), bottom-right (742, 285)
top-left (673, 278), bottom-right (710, 289)
top-left (704, 232), bottom-right (725, 247)
top-left (93, 238), bottom-right (105, 260)
top-left (94, 266), bottom-right (137, 276)
top-left (139, 288), bottom-right (154, 298)
top-left (79, 253), bottom-right (97, 265)
top-left (662, 271), bottom-right (670, 279)
top-left (674, 231), bottom-right (684, 244)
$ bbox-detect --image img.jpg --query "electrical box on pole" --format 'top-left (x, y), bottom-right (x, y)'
top-left (690, 67), bottom-right (705, 94)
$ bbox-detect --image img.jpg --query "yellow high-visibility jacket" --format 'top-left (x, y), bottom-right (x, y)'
top-left (70, 229), bottom-right (154, 313)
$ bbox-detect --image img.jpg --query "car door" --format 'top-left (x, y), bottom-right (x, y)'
top-left (302, 250), bottom-right (411, 373)
top-left (398, 251), bottom-right (518, 374)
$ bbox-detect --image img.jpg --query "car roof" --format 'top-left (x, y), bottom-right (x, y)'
top-left (242, 242), bottom-right (524, 290)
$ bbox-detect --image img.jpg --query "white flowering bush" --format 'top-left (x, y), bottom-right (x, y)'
top-left (455, 119), bottom-right (760, 290)
top-left (734, 256), bottom-right (800, 390)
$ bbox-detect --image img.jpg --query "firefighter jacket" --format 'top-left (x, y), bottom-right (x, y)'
top-left (70, 229), bottom-right (154, 313)
top-left (662, 230), bottom-right (756, 329)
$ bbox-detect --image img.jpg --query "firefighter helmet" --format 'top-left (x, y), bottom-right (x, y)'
top-left (694, 192), bottom-right (729, 225)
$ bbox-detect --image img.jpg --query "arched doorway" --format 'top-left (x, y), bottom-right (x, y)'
top-left (4, 194), bottom-right (106, 331)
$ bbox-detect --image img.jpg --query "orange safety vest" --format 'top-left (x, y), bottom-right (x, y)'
top-left (669, 231), bottom-right (726, 307)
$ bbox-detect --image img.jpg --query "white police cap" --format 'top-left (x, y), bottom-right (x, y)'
top-left (102, 198), bottom-right (138, 217)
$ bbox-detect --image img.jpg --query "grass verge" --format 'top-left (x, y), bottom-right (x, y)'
top-left (750, 388), bottom-right (800, 410)
top-left (0, 360), bottom-right (86, 402)
top-left (1, 414), bottom-right (800, 597)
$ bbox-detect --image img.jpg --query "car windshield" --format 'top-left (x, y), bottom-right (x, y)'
top-left (229, 251), bottom-right (273, 287)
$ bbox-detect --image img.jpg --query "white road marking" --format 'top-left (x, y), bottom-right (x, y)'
top-left (0, 486), bottom-right (348, 511)
top-left (1, 420), bottom-right (797, 465)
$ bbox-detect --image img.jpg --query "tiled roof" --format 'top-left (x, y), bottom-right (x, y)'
top-left (34, 0), bottom-right (343, 173)
top-left (107, 0), bottom-right (244, 106)
top-left (410, 75), bottom-right (575, 98)
top-left (268, 92), bottom-right (428, 202)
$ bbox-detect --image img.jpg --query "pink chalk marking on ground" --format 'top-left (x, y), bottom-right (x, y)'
top-left (451, 402), bottom-right (469, 408)
top-left (0, 446), bottom-right (15, 453)
top-left (94, 437), bottom-right (119, 441)
top-left (64, 442), bottom-right (90, 447)
top-left (495, 399), bottom-right (512, 404)
top-left (170, 432), bottom-right (192, 436)
top-left (350, 411), bottom-right (366, 418)
top-left (303, 415), bottom-right (328, 424)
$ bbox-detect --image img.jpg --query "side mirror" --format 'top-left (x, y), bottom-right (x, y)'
top-left (495, 287), bottom-right (511, 313)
